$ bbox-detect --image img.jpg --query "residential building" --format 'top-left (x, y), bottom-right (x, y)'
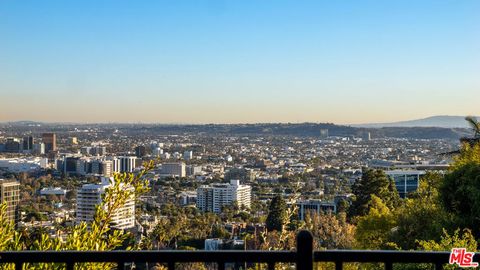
top-left (119, 156), bottom-right (139, 173)
top-left (196, 180), bottom-right (251, 213)
top-left (76, 178), bottom-right (135, 229)
top-left (135, 146), bottom-right (147, 157)
top-left (161, 162), bottom-right (186, 177)
top-left (0, 179), bottom-right (20, 222)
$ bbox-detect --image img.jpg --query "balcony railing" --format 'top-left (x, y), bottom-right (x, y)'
top-left (0, 231), bottom-right (474, 270)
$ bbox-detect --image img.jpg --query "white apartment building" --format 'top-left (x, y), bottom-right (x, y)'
top-left (76, 178), bottom-right (135, 230)
top-left (161, 162), bottom-right (186, 177)
top-left (196, 180), bottom-right (251, 213)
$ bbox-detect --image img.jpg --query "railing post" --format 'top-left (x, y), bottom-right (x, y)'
top-left (297, 230), bottom-right (313, 270)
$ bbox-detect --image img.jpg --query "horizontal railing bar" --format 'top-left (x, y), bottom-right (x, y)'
top-left (314, 250), bottom-right (462, 263)
top-left (1, 250), bottom-right (478, 266)
top-left (0, 250), bottom-right (296, 264)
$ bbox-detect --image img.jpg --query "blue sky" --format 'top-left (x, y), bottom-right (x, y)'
top-left (1, 0), bottom-right (479, 123)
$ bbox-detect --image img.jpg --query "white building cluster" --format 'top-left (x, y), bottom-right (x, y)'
top-left (0, 157), bottom-right (49, 173)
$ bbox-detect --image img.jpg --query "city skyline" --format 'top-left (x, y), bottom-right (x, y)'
top-left (1, 1), bottom-right (479, 124)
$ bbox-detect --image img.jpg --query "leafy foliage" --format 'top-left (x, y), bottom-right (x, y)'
top-left (0, 161), bottom-right (154, 270)
top-left (392, 173), bottom-right (451, 249)
top-left (349, 169), bottom-right (400, 218)
top-left (304, 211), bottom-right (355, 249)
top-left (440, 144), bottom-right (480, 238)
top-left (355, 195), bottom-right (398, 250)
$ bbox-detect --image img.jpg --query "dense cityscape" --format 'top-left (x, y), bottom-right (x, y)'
top-left (2, 0), bottom-right (480, 269)
top-left (1, 121), bottom-right (470, 260)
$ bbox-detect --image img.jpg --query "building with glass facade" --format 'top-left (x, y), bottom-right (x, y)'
top-left (385, 170), bottom-right (426, 198)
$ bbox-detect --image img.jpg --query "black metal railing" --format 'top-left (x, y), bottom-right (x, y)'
top-left (0, 231), bottom-right (477, 270)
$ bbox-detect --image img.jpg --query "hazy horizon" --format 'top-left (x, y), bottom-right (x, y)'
top-left (1, 1), bottom-right (479, 124)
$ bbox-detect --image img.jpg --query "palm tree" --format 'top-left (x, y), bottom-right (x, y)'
top-left (460, 116), bottom-right (480, 146)
top-left (465, 116), bottom-right (480, 138)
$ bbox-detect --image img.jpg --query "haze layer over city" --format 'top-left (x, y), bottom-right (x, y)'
top-left (1, 1), bottom-right (480, 269)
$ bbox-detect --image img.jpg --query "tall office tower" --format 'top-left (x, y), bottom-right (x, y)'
top-left (196, 180), bottom-right (251, 213)
top-left (63, 157), bottom-right (79, 176)
top-left (76, 158), bottom-right (91, 175)
top-left (119, 156), bottom-right (138, 173)
top-left (0, 179), bottom-right (20, 222)
top-left (22, 136), bottom-right (34, 151)
top-left (32, 143), bottom-right (45, 155)
top-left (161, 162), bottom-right (186, 177)
top-left (91, 160), bottom-right (113, 177)
top-left (42, 133), bottom-right (57, 152)
top-left (76, 178), bottom-right (135, 229)
top-left (135, 146), bottom-right (147, 158)
top-left (4, 138), bottom-right (21, 153)
top-left (183, 150), bottom-right (193, 160)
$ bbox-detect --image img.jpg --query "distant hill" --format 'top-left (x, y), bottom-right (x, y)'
top-left (354, 115), bottom-right (478, 128)
top-left (1, 120), bottom-right (472, 140)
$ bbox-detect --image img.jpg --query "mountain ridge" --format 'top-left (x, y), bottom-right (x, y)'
top-left (353, 115), bottom-right (479, 128)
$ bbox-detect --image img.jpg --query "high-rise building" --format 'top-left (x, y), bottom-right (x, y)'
top-left (63, 156), bottom-right (79, 176)
top-left (161, 162), bottom-right (186, 177)
top-left (0, 179), bottom-right (20, 222)
top-left (91, 160), bottom-right (113, 177)
top-left (32, 143), bottom-right (45, 155)
top-left (4, 138), bottom-right (21, 153)
top-left (42, 133), bottom-right (57, 152)
top-left (22, 136), bottom-right (34, 151)
top-left (119, 156), bottom-right (139, 173)
top-left (76, 178), bottom-right (135, 229)
top-left (183, 151), bottom-right (193, 160)
top-left (386, 170), bottom-right (425, 198)
top-left (135, 146), bottom-right (147, 158)
top-left (196, 180), bottom-right (251, 213)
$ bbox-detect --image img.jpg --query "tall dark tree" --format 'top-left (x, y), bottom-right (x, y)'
top-left (440, 162), bottom-right (480, 238)
top-left (265, 195), bottom-right (287, 232)
top-left (349, 168), bottom-right (400, 218)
